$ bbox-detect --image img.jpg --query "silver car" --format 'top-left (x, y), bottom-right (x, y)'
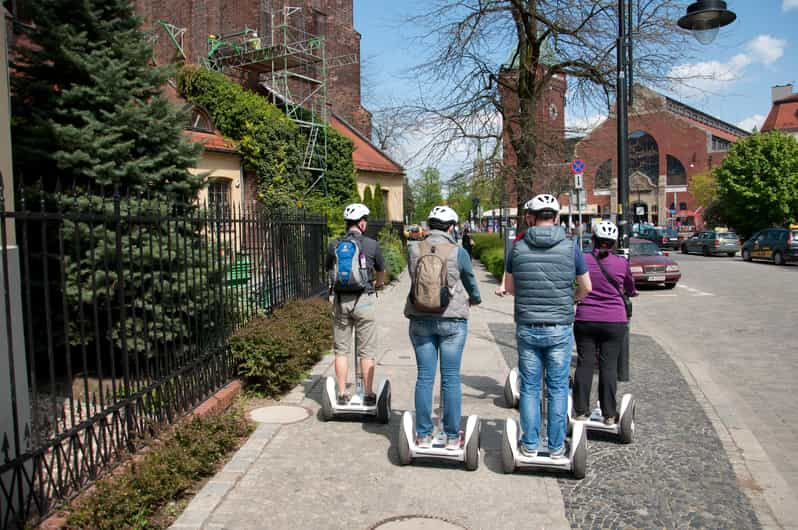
top-left (681, 230), bottom-right (740, 257)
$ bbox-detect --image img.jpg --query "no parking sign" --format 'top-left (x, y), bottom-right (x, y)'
top-left (570, 159), bottom-right (586, 174)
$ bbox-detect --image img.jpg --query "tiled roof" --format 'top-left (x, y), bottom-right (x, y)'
top-left (330, 115), bottom-right (404, 175)
top-left (762, 95), bottom-right (798, 133)
top-left (184, 130), bottom-right (238, 154)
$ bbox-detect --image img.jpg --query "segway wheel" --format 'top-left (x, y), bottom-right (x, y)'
top-left (377, 380), bottom-right (391, 424)
top-left (320, 377), bottom-right (334, 422)
top-left (398, 412), bottom-right (413, 466)
top-left (572, 426), bottom-right (587, 480)
top-left (504, 371), bottom-right (518, 409)
top-left (619, 399), bottom-right (636, 444)
top-left (501, 419), bottom-right (516, 474)
top-left (464, 419), bottom-right (481, 471)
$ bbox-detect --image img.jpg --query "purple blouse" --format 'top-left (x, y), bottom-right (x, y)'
top-left (575, 252), bottom-right (637, 323)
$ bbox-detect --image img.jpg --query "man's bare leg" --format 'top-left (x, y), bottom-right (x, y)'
top-left (335, 355), bottom-right (349, 397)
top-left (360, 357), bottom-right (375, 395)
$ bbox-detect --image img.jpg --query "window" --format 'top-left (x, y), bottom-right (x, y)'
top-left (666, 155), bottom-right (687, 186)
top-left (711, 135), bottom-right (731, 152)
top-left (188, 108), bottom-right (213, 132)
top-left (629, 131), bottom-right (659, 184)
top-left (208, 180), bottom-right (232, 220)
top-left (679, 202), bottom-right (687, 211)
top-left (595, 159), bottom-right (612, 189)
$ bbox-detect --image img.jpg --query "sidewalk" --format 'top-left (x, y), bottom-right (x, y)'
top-left (172, 266), bottom-right (571, 529)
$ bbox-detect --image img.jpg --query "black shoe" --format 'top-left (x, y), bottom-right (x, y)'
top-left (337, 393), bottom-right (350, 405)
top-left (363, 393), bottom-right (377, 406)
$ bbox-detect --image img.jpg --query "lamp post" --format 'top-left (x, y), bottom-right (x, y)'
top-left (616, 0), bottom-right (737, 251)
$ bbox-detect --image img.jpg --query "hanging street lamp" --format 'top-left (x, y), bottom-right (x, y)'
top-left (678, 1), bottom-right (737, 45)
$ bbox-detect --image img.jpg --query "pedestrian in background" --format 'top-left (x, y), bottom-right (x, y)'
top-left (572, 220), bottom-right (636, 425)
top-left (461, 227), bottom-right (473, 258)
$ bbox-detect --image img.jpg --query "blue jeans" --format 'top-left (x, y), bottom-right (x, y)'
top-left (409, 318), bottom-right (468, 438)
top-left (516, 324), bottom-right (573, 453)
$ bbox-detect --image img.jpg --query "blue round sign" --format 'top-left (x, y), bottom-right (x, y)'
top-left (570, 159), bottom-right (585, 174)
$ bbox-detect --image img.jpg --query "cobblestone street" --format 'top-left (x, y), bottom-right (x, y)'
top-left (493, 324), bottom-right (760, 529)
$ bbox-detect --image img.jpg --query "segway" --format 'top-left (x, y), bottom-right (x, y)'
top-left (398, 388), bottom-right (481, 470)
top-left (571, 394), bottom-right (636, 443)
top-left (501, 417), bottom-right (586, 479)
top-left (320, 334), bottom-right (391, 423)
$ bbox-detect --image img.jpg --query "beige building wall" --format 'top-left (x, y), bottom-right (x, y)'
top-left (356, 170), bottom-right (404, 222)
top-left (192, 151), bottom-right (245, 213)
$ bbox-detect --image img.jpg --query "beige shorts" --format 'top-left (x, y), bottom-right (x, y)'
top-left (333, 292), bottom-right (378, 360)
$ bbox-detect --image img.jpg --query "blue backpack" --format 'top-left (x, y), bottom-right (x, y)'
top-left (333, 236), bottom-right (369, 293)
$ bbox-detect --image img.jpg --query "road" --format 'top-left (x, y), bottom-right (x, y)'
top-left (633, 252), bottom-right (798, 527)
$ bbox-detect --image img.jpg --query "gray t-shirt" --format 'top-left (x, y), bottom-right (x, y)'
top-left (326, 229), bottom-right (385, 291)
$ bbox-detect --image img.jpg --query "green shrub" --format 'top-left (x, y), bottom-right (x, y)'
top-left (377, 224), bottom-right (406, 282)
top-left (481, 246), bottom-right (506, 280)
top-left (67, 409), bottom-right (253, 530)
top-left (470, 233), bottom-right (503, 260)
top-left (230, 298), bottom-right (331, 396)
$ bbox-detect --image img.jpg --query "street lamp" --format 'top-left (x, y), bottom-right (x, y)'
top-left (678, 1), bottom-right (737, 45)
top-left (616, 0), bottom-right (737, 250)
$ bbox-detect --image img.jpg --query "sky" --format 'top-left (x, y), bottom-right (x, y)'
top-left (353, 0), bottom-right (798, 180)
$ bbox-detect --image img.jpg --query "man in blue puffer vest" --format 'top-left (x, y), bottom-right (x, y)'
top-left (496, 194), bottom-right (592, 458)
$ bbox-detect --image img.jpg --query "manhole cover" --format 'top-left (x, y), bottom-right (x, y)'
top-left (370, 515), bottom-right (466, 530)
top-left (249, 405), bottom-right (309, 424)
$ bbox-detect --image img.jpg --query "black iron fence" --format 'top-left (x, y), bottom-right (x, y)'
top-left (0, 183), bottom-right (327, 527)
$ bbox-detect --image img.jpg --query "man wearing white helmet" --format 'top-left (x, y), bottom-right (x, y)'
top-left (405, 205), bottom-right (481, 449)
top-left (499, 194), bottom-right (592, 459)
top-left (325, 203), bottom-right (385, 405)
top-left (572, 220), bottom-right (636, 425)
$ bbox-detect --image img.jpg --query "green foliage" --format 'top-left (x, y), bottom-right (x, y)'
top-left (470, 233), bottom-right (503, 260)
top-left (177, 67), bottom-right (358, 212)
top-left (11, 0), bottom-right (203, 196)
top-left (377, 224), bottom-right (406, 281)
top-left (412, 167), bottom-right (444, 223)
top-left (362, 185), bottom-right (374, 212)
top-left (715, 131), bottom-right (798, 237)
top-left (230, 299), bottom-right (331, 396)
top-left (61, 195), bottom-right (224, 357)
top-left (481, 246), bottom-right (506, 280)
top-left (66, 409), bottom-right (253, 529)
top-left (403, 176), bottom-right (415, 222)
top-left (373, 182), bottom-right (386, 219)
top-left (445, 172), bottom-right (473, 222)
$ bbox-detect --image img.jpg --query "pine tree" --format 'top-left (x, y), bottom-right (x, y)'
top-left (11, 0), bottom-right (218, 367)
top-left (373, 182), bottom-right (386, 220)
top-left (362, 186), bottom-right (374, 212)
top-left (11, 0), bottom-right (203, 196)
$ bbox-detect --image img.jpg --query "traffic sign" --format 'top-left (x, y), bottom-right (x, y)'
top-left (570, 159), bottom-right (586, 174)
top-left (574, 173), bottom-right (583, 190)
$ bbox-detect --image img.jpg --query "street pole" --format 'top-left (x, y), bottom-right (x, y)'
top-left (616, 0), bottom-right (630, 251)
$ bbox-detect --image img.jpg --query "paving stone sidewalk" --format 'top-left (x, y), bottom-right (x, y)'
top-left (172, 267), bottom-right (570, 530)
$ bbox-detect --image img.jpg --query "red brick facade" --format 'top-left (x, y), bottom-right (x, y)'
top-left (134, 0), bottom-right (371, 137)
top-left (573, 85), bottom-right (748, 230)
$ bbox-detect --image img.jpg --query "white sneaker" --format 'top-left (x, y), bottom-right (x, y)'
top-left (520, 445), bottom-right (538, 458)
top-left (445, 434), bottom-right (461, 451)
top-left (549, 445), bottom-right (567, 459)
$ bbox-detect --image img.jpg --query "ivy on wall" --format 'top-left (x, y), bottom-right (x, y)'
top-left (176, 66), bottom-right (358, 213)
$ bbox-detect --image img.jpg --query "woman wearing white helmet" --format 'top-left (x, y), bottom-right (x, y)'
top-left (404, 205), bottom-right (481, 450)
top-left (572, 220), bottom-right (637, 425)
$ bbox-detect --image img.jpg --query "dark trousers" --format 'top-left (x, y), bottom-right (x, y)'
top-left (572, 321), bottom-right (628, 419)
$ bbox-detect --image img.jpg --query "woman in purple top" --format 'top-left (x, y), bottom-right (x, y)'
top-left (572, 221), bottom-right (637, 425)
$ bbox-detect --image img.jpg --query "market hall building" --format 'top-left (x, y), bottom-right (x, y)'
top-left (574, 85), bottom-right (749, 231)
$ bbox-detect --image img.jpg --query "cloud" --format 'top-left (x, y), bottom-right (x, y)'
top-left (669, 35), bottom-right (786, 100)
top-left (565, 113), bottom-right (607, 137)
top-left (736, 114), bottom-right (766, 132)
top-left (784, 0), bottom-right (798, 11)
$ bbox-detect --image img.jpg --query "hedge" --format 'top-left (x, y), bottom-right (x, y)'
top-left (470, 233), bottom-right (505, 279)
top-left (230, 298), bottom-right (331, 396)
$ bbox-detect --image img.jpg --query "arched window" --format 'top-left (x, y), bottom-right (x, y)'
top-left (595, 159), bottom-right (612, 189)
top-left (666, 155), bottom-right (687, 186)
top-left (187, 107), bottom-right (213, 132)
top-left (629, 130), bottom-right (659, 184)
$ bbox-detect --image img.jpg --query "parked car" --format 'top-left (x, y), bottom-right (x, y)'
top-left (681, 229), bottom-right (740, 257)
top-left (404, 224), bottom-right (424, 241)
top-left (639, 226), bottom-right (684, 250)
top-left (628, 237), bottom-right (681, 288)
top-left (741, 226), bottom-right (798, 265)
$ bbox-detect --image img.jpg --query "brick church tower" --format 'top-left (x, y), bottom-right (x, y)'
top-left (134, 0), bottom-right (372, 137)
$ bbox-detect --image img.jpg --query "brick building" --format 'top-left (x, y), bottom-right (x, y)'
top-left (762, 84), bottom-right (798, 139)
top-left (574, 85), bottom-right (749, 231)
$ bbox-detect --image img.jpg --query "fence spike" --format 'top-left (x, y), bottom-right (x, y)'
top-left (2, 433), bottom-right (9, 462)
top-left (24, 423), bottom-right (31, 448)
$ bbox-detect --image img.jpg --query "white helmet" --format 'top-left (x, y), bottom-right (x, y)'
top-left (594, 220), bottom-right (619, 241)
top-left (343, 203), bottom-right (370, 221)
top-left (524, 194), bottom-right (560, 213)
top-left (428, 205), bottom-right (459, 224)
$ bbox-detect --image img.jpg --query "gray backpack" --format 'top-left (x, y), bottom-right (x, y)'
top-left (411, 241), bottom-right (456, 313)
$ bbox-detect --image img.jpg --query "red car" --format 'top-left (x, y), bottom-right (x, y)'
top-left (628, 237), bottom-right (681, 288)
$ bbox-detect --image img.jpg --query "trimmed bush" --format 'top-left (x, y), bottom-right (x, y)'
top-left (470, 233), bottom-right (503, 260)
top-left (470, 233), bottom-right (505, 280)
top-left (230, 299), bottom-right (331, 396)
top-left (378, 224), bottom-right (407, 282)
top-left (66, 409), bottom-right (253, 529)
